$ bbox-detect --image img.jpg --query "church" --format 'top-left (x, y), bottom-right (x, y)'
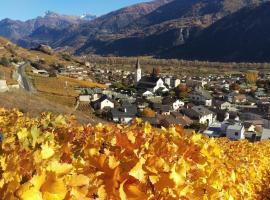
top-left (135, 59), bottom-right (168, 96)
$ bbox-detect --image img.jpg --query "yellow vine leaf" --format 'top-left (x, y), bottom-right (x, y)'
top-left (68, 174), bottom-right (89, 187)
top-left (129, 157), bottom-right (146, 183)
top-left (41, 143), bottom-right (55, 160)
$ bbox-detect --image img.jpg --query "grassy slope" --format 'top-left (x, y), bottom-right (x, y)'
top-left (0, 37), bottom-right (107, 123)
top-left (0, 65), bottom-right (17, 85)
top-left (0, 90), bottom-right (103, 124)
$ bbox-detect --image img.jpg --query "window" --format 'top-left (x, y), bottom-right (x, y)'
top-left (235, 132), bottom-right (239, 136)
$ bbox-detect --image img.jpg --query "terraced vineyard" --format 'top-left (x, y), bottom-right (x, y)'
top-left (1, 109), bottom-right (270, 199)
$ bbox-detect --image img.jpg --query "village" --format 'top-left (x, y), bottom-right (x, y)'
top-left (56, 59), bottom-right (270, 142)
top-left (2, 56), bottom-right (270, 142)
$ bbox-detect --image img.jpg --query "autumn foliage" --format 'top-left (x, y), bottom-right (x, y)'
top-left (141, 107), bottom-right (156, 118)
top-left (1, 108), bottom-right (270, 199)
top-left (229, 83), bottom-right (241, 91)
top-left (245, 71), bottom-right (258, 85)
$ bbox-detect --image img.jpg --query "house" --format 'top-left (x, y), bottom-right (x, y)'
top-left (32, 68), bottom-right (49, 77)
top-left (0, 80), bottom-right (8, 92)
top-left (139, 90), bottom-right (154, 97)
top-left (254, 88), bottom-right (268, 100)
top-left (164, 76), bottom-right (180, 88)
top-left (204, 120), bottom-right (246, 140)
top-left (164, 77), bottom-right (171, 88)
top-left (135, 98), bottom-right (149, 111)
top-left (171, 112), bottom-right (193, 127)
top-left (173, 100), bottom-right (185, 111)
top-left (258, 101), bottom-right (270, 117)
top-left (171, 78), bottom-right (181, 88)
top-left (182, 106), bottom-right (215, 125)
top-left (226, 92), bottom-right (246, 104)
top-left (142, 117), bottom-right (160, 127)
top-left (151, 103), bottom-right (171, 115)
top-left (261, 129), bottom-right (270, 140)
top-left (159, 115), bottom-right (184, 128)
top-left (78, 95), bottom-right (91, 102)
top-left (186, 79), bottom-right (207, 88)
top-left (92, 95), bottom-right (114, 110)
top-left (209, 109), bottom-right (239, 122)
top-left (203, 123), bottom-right (224, 137)
top-left (137, 75), bottom-right (168, 94)
top-left (108, 104), bottom-right (137, 124)
top-left (242, 120), bottom-right (264, 135)
top-left (163, 97), bottom-right (185, 111)
top-left (225, 123), bottom-right (245, 140)
top-left (161, 97), bottom-right (184, 111)
top-left (189, 87), bottom-right (212, 107)
top-left (213, 100), bottom-right (231, 110)
top-left (78, 88), bottom-right (104, 101)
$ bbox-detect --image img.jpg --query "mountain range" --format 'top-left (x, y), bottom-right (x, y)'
top-left (0, 0), bottom-right (270, 62)
top-left (0, 11), bottom-right (96, 47)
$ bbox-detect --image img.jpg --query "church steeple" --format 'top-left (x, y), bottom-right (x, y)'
top-left (135, 58), bottom-right (142, 83)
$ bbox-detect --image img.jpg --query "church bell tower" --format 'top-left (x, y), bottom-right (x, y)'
top-left (135, 59), bottom-right (142, 83)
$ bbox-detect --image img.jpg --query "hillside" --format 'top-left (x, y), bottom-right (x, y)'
top-left (88, 0), bottom-right (173, 32)
top-left (1, 109), bottom-right (270, 199)
top-left (0, 36), bottom-right (77, 70)
top-left (59, 0), bottom-right (270, 56)
top-left (163, 2), bottom-right (270, 62)
top-left (0, 90), bottom-right (101, 124)
top-left (0, 37), bottom-right (105, 123)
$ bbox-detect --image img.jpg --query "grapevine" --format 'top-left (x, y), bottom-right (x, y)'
top-left (0, 108), bottom-right (270, 199)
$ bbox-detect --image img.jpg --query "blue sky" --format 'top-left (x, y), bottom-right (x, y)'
top-left (0, 0), bottom-right (150, 21)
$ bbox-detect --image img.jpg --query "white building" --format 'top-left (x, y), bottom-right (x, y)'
top-left (108, 104), bottom-right (137, 124)
top-left (165, 77), bottom-right (181, 88)
top-left (137, 76), bottom-right (168, 94)
top-left (79, 95), bottom-right (91, 102)
top-left (32, 68), bottom-right (49, 76)
top-left (92, 95), bottom-right (114, 110)
top-left (141, 90), bottom-right (154, 97)
top-left (213, 100), bottom-right (232, 110)
top-left (225, 123), bottom-right (245, 140)
top-left (165, 77), bottom-right (171, 88)
top-left (182, 106), bottom-right (216, 125)
top-left (0, 80), bottom-right (9, 92)
top-left (173, 78), bottom-right (181, 88)
top-left (172, 100), bottom-right (185, 111)
top-left (189, 87), bottom-right (212, 107)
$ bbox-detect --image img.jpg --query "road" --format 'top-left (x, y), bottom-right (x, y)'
top-left (17, 63), bottom-right (36, 93)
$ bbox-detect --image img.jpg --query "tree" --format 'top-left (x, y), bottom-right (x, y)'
top-left (189, 122), bottom-right (208, 132)
top-left (245, 71), bottom-right (258, 85)
top-left (175, 84), bottom-right (188, 99)
top-left (229, 83), bottom-right (241, 91)
top-left (168, 90), bottom-right (176, 97)
top-left (152, 67), bottom-right (160, 77)
top-left (142, 107), bottom-right (156, 118)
